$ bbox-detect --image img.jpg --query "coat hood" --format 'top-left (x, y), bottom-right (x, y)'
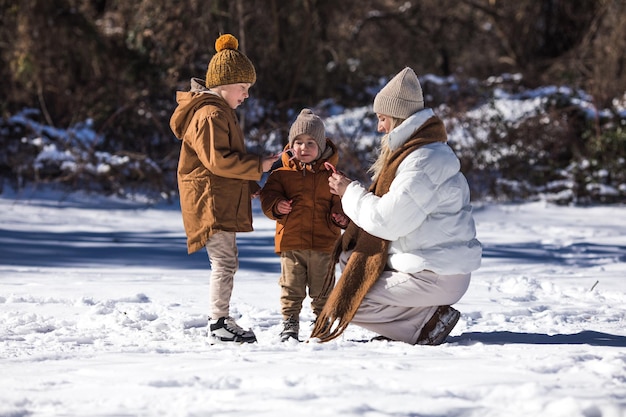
top-left (170, 79), bottom-right (226, 140)
top-left (280, 138), bottom-right (339, 173)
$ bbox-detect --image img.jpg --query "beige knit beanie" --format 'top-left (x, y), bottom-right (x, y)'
top-left (373, 67), bottom-right (424, 119)
top-left (288, 109), bottom-right (326, 158)
top-left (205, 34), bottom-right (256, 88)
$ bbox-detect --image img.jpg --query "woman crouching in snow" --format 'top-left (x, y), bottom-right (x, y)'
top-left (311, 67), bottom-right (482, 345)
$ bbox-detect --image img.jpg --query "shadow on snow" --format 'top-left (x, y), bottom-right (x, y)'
top-left (482, 242), bottom-right (626, 267)
top-left (0, 228), bottom-right (280, 272)
top-left (449, 330), bottom-right (626, 347)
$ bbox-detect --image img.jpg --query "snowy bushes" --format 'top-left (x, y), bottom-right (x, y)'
top-left (326, 75), bottom-right (626, 205)
top-left (0, 109), bottom-right (174, 200)
top-left (441, 80), bottom-right (626, 205)
top-left (1, 77), bottom-right (624, 205)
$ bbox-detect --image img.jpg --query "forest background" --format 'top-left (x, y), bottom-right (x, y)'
top-left (1, 0), bottom-right (625, 204)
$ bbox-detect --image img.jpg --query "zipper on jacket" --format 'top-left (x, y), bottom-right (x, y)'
top-left (299, 162), bottom-right (316, 176)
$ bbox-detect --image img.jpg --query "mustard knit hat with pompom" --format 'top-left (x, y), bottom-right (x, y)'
top-left (205, 34), bottom-right (256, 88)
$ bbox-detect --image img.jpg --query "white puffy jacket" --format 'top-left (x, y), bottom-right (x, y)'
top-left (341, 108), bottom-right (482, 275)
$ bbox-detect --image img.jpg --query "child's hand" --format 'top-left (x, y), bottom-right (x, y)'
top-left (332, 212), bottom-right (350, 228)
top-left (262, 154), bottom-right (280, 172)
top-left (276, 199), bottom-right (293, 215)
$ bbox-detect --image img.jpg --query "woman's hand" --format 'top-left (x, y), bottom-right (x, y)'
top-left (328, 172), bottom-right (352, 197)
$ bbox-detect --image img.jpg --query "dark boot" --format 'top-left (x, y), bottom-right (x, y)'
top-left (280, 316), bottom-right (300, 342)
top-left (415, 306), bottom-right (461, 345)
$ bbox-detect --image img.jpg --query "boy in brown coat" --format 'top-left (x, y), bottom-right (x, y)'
top-left (260, 109), bottom-right (348, 341)
top-left (170, 34), bottom-right (278, 344)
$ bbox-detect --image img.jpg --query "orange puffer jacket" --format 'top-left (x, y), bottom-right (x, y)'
top-left (260, 140), bottom-right (345, 254)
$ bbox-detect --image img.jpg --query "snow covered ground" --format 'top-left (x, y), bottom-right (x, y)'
top-left (1, 190), bottom-right (625, 417)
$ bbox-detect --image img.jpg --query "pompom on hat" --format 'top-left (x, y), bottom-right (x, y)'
top-left (289, 109), bottom-right (327, 159)
top-left (205, 34), bottom-right (256, 88)
top-left (373, 67), bottom-right (424, 119)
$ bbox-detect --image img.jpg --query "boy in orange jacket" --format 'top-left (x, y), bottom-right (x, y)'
top-left (170, 34), bottom-right (278, 344)
top-left (260, 109), bottom-right (348, 342)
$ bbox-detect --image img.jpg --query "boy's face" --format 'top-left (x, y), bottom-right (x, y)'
top-left (214, 83), bottom-right (252, 109)
top-left (292, 134), bottom-right (320, 164)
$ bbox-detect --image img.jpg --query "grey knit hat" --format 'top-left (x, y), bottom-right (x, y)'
top-left (373, 67), bottom-right (424, 119)
top-left (288, 109), bottom-right (326, 158)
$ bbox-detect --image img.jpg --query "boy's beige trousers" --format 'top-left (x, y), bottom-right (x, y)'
top-left (205, 231), bottom-right (238, 319)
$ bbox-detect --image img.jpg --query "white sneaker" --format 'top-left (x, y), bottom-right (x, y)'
top-left (209, 316), bottom-right (257, 344)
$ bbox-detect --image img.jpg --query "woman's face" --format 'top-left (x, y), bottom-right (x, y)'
top-left (376, 114), bottom-right (392, 134)
top-left (214, 83), bottom-right (252, 109)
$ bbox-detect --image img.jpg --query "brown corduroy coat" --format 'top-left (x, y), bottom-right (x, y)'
top-left (170, 80), bottom-right (263, 254)
top-left (260, 140), bottom-right (344, 254)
